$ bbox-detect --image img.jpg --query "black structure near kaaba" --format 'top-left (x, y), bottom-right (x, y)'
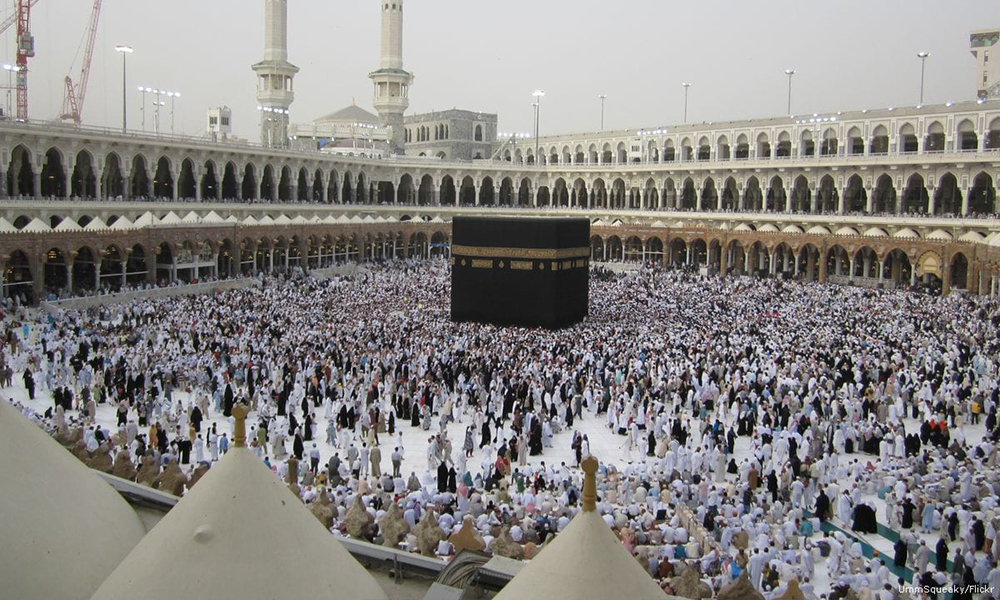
top-left (451, 217), bottom-right (590, 328)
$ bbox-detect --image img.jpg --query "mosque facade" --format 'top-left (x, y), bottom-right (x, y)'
top-left (0, 1), bottom-right (998, 303)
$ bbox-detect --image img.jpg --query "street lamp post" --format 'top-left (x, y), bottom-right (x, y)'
top-left (2, 64), bottom-right (20, 119)
top-left (917, 52), bottom-right (930, 105)
top-left (114, 46), bottom-right (133, 133)
top-left (784, 69), bottom-right (795, 115)
top-left (167, 91), bottom-right (180, 134)
top-left (599, 94), bottom-right (607, 131)
top-left (682, 83), bottom-right (691, 124)
top-left (138, 86), bottom-right (149, 131)
top-left (532, 90), bottom-right (545, 166)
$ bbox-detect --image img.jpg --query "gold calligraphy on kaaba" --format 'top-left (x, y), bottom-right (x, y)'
top-left (451, 245), bottom-right (590, 260)
top-left (471, 259), bottom-right (493, 268)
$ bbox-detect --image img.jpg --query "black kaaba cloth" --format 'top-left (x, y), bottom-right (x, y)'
top-left (451, 216), bottom-right (590, 328)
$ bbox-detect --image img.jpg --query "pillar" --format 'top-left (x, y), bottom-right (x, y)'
top-left (962, 188), bottom-right (971, 216)
top-left (720, 245), bottom-right (728, 278)
top-left (94, 260), bottom-right (101, 291)
top-left (865, 187), bottom-right (873, 214)
top-left (849, 256), bottom-right (856, 280)
top-left (927, 187), bottom-right (936, 215)
top-left (33, 171), bottom-right (41, 198)
top-left (818, 250), bottom-right (827, 283)
top-left (838, 188), bottom-right (846, 214)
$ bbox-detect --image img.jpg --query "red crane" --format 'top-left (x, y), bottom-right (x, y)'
top-left (59, 0), bottom-right (102, 124)
top-left (14, 0), bottom-right (33, 120)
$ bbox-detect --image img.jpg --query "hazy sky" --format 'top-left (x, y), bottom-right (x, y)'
top-left (3, 0), bottom-right (995, 141)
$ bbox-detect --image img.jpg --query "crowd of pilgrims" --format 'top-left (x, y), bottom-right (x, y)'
top-left (6, 257), bottom-right (1000, 599)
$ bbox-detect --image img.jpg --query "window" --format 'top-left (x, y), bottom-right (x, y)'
top-left (221, 117), bottom-right (229, 126)
top-left (209, 116), bottom-right (218, 125)
top-left (474, 124), bottom-right (483, 142)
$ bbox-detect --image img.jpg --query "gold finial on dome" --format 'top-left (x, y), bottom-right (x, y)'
top-left (581, 455), bottom-right (598, 512)
top-left (232, 404), bottom-right (249, 448)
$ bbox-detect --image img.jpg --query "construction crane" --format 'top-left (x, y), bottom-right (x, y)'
top-left (59, 0), bottom-right (102, 124)
top-left (14, 0), bottom-right (33, 120)
top-left (0, 0), bottom-right (37, 35)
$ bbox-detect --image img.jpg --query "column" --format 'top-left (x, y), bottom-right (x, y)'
top-left (0, 165), bottom-right (5, 198)
top-left (818, 250), bottom-right (827, 284)
top-left (877, 260), bottom-right (884, 282)
top-left (696, 185), bottom-right (703, 211)
top-left (769, 249), bottom-right (777, 276)
top-left (256, 178), bottom-right (263, 202)
top-left (62, 164), bottom-right (72, 199)
top-left (927, 187), bottom-right (936, 215)
top-left (962, 188), bottom-right (971, 216)
top-left (67, 256), bottom-right (76, 293)
top-left (94, 260), bottom-right (101, 291)
top-left (321, 178), bottom-right (328, 203)
top-left (849, 256), bottom-right (856, 281)
top-left (865, 187), bottom-right (873, 214)
top-left (720, 245), bottom-right (728, 278)
top-left (33, 171), bottom-right (41, 198)
top-left (838, 188), bottom-right (846, 214)
top-left (863, 254), bottom-right (872, 279)
top-left (171, 168), bottom-right (180, 201)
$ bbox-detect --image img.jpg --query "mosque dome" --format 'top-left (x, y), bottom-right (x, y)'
top-left (316, 101), bottom-right (380, 125)
top-left (494, 456), bottom-right (669, 600)
top-left (0, 401), bottom-right (146, 600)
top-left (91, 411), bottom-right (388, 600)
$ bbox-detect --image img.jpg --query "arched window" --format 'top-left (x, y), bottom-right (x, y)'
top-left (474, 125), bottom-right (483, 142)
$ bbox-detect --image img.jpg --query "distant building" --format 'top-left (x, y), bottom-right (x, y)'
top-left (289, 102), bottom-right (390, 158)
top-left (206, 107), bottom-right (232, 142)
top-left (403, 109), bottom-right (497, 161)
top-left (971, 29), bottom-right (1000, 99)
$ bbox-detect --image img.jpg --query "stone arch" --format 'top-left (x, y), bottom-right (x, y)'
top-left (261, 164), bottom-right (276, 201)
top-left (498, 176), bottom-right (514, 206)
top-left (480, 176), bottom-right (496, 206)
top-left (6, 144), bottom-right (35, 197)
top-left (40, 147), bottom-right (67, 198)
top-left (925, 120), bottom-right (945, 152)
top-left (153, 156), bottom-right (174, 198)
top-left (680, 178), bottom-right (697, 210)
top-left (418, 174), bottom-right (435, 206)
top-left (765, 176), bottom-right (785, 212)
top-left (721, 177), bottom-right (738, 211)
top-left (277, 165), bottom-right (293, 202)
top-left (870, 124), bottom-right (889, 154)
top-left (969, 172), bottom-right (996, 215)
top-left (701, 178), bottom-right (718, 211)
top-left (817, 175), bottom-right (838, 213)
top-left (790, 176), bottom-right (811, 213)
top-left (872, 173), bottom-right (897, 214)
top-left (102, 151), bottom-right (125, 199)
top-left (844, 174), bottom-right (866, 213)
top-left (745, 176), bottom-right (763, 211)
top-left (71, 149), bottom-right (97, 199)
top-left (934, 172), bottom-right (961, 216)
top-left (177, 158), bottom-right (197, 199)
top-left (957, 119), bottom-right (978, 151)
top-left (200, 160), bottom-right (220, 201)
top-left (3, 249), bottom-right (33, 303)
top-left (242, 163), bottom-right (258, 200)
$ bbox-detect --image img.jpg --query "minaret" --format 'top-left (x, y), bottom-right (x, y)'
top-left (368, 0), bottom-right (413, 154)
top-left (252, 0), bottom-right (299, 148)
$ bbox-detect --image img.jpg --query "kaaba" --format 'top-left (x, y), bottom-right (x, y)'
top-left (450, 216), bottom-right (590, 328)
